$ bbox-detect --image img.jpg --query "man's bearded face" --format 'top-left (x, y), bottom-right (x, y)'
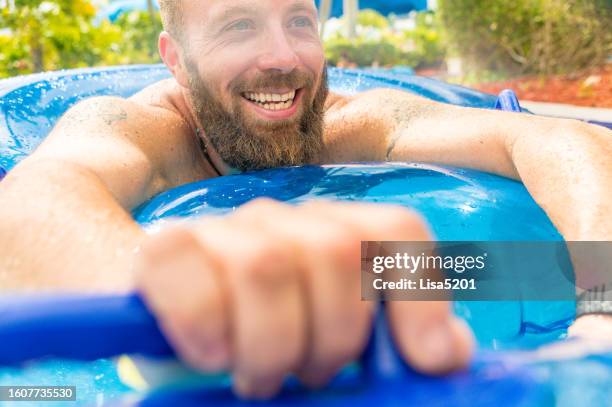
top-left (185, 58), bottom-right (329, 172)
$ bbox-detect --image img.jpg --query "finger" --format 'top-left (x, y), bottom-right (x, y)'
top-left (135, 226), bottom-right (230, 372)
top-left (192, 215), bottom-right (306, 400)
top-left (300, 201), bottom-right (474, 373)
top-left (233, 199), bottom-right (374, 388)
top-left (387, 301), bottom-right (474, 374)
top-left (568, 314), bottom-right (612, 342)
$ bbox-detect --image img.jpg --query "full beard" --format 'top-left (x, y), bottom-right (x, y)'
top-left (185, 61), bottom-right (329, 172)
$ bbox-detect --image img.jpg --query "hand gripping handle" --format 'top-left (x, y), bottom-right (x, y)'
top-left (0, 294), bottom-right (412, 382)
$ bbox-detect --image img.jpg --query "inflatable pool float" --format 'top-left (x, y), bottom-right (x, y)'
top-left (1, 66), bottom-right (610, 406)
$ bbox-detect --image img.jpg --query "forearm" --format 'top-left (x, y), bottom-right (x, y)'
top-left (508, 120), bottom-right (612, 241)
top-left (376, 91), bottom-right (611, 238)
top-left (0, 158), bottom-right (146, 292)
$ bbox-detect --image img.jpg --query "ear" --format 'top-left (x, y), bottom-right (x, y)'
top-left (159, 31), bottom-right (190, 88)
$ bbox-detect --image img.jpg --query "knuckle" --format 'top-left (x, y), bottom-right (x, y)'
top-left (300, 199), bottom-right (334, 211)
top-left (321, 236), bottom-right (361, 277)
top-left (138, 226), bottom-right (197, 262)
top-left (238, 240), bottom-right (296, 287)
top-left (238, 198), bottom-right (288, 216)
top-left (379, 206), bottom-right (431, 240)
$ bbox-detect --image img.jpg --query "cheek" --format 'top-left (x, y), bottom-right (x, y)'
top-left (210, 51), bottom-right (259, 90)
top-left (295, 43), bottom-right (326, 80)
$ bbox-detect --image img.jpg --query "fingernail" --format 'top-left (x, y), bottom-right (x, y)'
top-left (420, 320), bottom-right (454, 370)
top-left (201, 341), bottom-right (230, 372)
top-left (233, 372), bottom-right (284, 400)
top-left (232, 374), bottom-right (253, 399)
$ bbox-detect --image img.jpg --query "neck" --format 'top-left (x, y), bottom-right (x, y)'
top-left (195, 128), bottom-right (241, 176)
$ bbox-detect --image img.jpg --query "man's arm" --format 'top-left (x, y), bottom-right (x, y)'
top-left (0, 96), bottom-right (186, 291)
top-left (323, 89), bottom-right (612, 241)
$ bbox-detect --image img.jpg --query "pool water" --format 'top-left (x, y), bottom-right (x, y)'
top-left (0, 360), bottom-right (130, 406)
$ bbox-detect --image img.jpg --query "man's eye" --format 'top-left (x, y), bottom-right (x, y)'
top-left (228, 20), bottom-right (254, 31)
top-left (291, 17), bottom-right (314, 28)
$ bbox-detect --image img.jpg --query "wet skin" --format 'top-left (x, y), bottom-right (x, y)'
top-left (0, 0), bottom-right (611, 400)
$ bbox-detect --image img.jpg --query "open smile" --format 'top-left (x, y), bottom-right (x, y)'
top-left (241, 88), bottom-right (303, 120)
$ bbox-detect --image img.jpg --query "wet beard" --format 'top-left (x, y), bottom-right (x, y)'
top-left (186, 66), bottom-right (329, 172)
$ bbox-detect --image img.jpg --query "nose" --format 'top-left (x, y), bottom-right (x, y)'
top-left (255, 26), bottom-right (299, 74)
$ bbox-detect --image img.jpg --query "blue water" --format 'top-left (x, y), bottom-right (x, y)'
top-left (0, 360), bottom-right (130, 407)
top-left (0, 66), bottom-right (610, 406)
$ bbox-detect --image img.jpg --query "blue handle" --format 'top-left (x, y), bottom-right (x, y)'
top-left (495, 89), bottom-right (522, 113)
top-left (0, 294), bottom-right (173, 365)
top-left (0, 294), bottom-right (412, 380)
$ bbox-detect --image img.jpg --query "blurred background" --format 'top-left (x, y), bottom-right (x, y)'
top-left (0, 0), bottom-right (610, 107)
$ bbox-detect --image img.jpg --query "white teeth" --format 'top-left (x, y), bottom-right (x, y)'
top-left (245, 91), bottom-right (297, 103)
top-left (244, 90), bottom-right (298, 111)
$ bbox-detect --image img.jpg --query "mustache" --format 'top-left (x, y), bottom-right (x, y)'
top-left (229, 69), bottom-right (315, 94)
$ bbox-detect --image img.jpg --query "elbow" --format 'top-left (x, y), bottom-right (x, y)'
top-left (509, 117), bottom-right (610, 160)
top-left (553, 118), bottom-right (610, 141)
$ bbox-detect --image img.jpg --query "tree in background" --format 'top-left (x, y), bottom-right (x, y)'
top-left (113, 9), bottom-right (162, 64)
top-left (0, 0), bottom-right (162, 78)
top-left (2, 1), bottom-right (610, 80)
top-left (0, 0), bottom-right (123, 77)
top-left (437, 0), bottom-right (612, 76)
top-left (324, 9), bottom-right (446, 69)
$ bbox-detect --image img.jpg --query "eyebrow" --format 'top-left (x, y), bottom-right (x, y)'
top-left (210, 1), bottom-right (318, 26)
top-left (206, 3), bottom-right (259, 32)
top-left (286, 2), bottom-right (318, 18)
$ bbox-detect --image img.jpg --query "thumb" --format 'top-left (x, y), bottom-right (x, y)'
top-left (387, 301), bottom-right (475, 374)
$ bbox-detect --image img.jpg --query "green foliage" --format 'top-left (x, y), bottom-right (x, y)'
top-left (113, 10), bottom-right (162, 65)
top-left (402, 12), bottom-right (446, 68)
top-left (3, 1), bottom-right (607, 79)
top-left (325, 36), bottom-right (409, 67)
top-left (437, 0), bottom-right (612, 76)
top-left (0, 0), bottom-right (161, 79)
top-left (0, 32), bottom-right (30, 77)
top-left (324, 10), bottom-right (447, 68)
top-left (356, 9), bottom-right (389, 29)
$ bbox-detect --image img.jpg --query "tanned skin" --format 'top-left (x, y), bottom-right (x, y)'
top-left (1, 0), bottom-right (610, 400)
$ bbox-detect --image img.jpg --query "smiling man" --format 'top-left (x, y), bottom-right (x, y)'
top-left (0, 0), bottom-right (611, 400)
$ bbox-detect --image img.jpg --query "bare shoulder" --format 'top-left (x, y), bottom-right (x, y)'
top-left (322, 90), bottom-right (400, 163)
top-left (35, 79), bottom-right (207, 203)
top-left (54, 79), bottom-right (188, 139)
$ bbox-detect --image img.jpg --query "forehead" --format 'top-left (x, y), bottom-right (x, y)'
top-left (182, 0), bottom-right (318, 23)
